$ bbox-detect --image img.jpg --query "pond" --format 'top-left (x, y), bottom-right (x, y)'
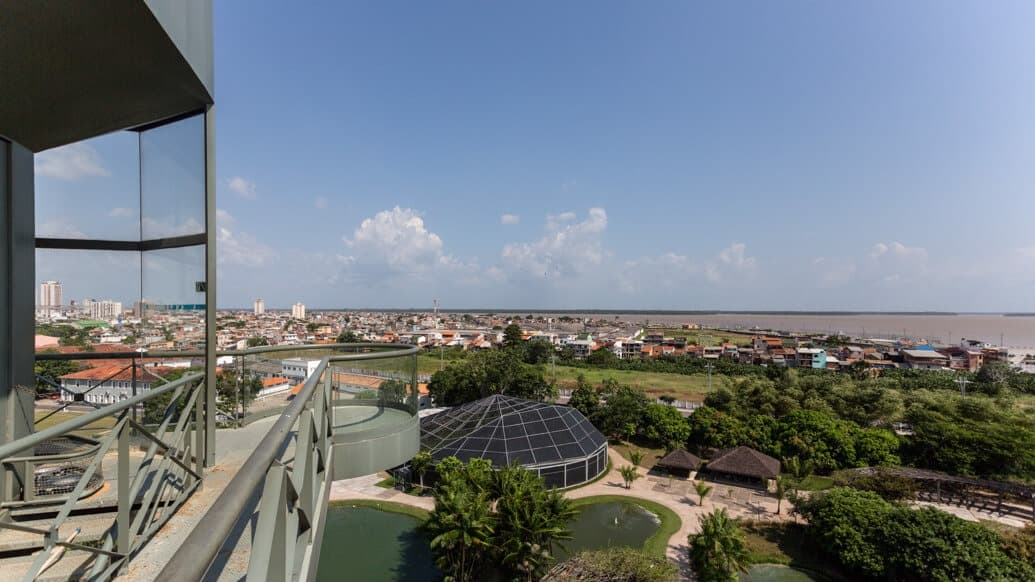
top-left (554, 501), bottom-right (661, 561)
top-left (316, 506), bottom-right (439, 582)
top-left (740, 564), bottom-right (823, 581)
top-left (317, 500), bottom-right (660, 580)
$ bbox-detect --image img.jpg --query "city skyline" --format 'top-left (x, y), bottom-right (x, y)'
top-left (33, 1), bottom-right (1035, 311)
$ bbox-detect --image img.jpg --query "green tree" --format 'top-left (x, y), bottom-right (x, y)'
top-left (523, 339), bottom-right (554, 365)
top-left (567, 375), bottom-right (601, 420)
top-left (34, 350), bottom-right (81, 396)
top-left (410, 451), bottom-right (433, 490)
top-left (336, 329), bottom-right (358, 343)
top-left (491, 465), bottom-right (576, 581)
top-left (598, 384), bottom-right (649, 441)
top-left (246, 336), bottom-right (269, 347)
top-left (427, 348), bottom-right (552, 405)
top-left (628, 448), bottom-right (645, 468)
top-left (774, 476), bottom-right (789, 515)
top-left (689, 508), bottom-right (747, 582)
top-left (503, 324), bottom-right (523, 350)
top-left (618, 465), bottom-right (641, 489)
top-left (694, 480), bottom-right (713, 507)
top-left (423, 484), bottom-right (495, 581)
top-left (642, 403), bottom-right (691, 450)
top-left (379, 378), bottom-right (408, 406)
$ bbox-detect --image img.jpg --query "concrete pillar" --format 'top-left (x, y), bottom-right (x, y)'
top-left (0, 137), bottom-right (35, 449)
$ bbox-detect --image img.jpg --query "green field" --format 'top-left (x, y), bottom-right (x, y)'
top-left (550, 365), bottom-right (730, 400)
top-left (33, 410), bottom-right (117, 438)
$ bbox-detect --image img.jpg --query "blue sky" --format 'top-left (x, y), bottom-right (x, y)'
top-left (35, 1), bottom-right (1035, 311)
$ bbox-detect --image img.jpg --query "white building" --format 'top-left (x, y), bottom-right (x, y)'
top-left (254, 298), bottom-right (265, 315)
top-left (291, 302), bottom-right (306, 319)
top-left (84, 299), bottom-right (122, 320)
top-left (39, 280), bottom-right (62, 314)
top-left (60, 365), bottom-right (173, 405)
top-left (281, 358), bottom-right (321, 383)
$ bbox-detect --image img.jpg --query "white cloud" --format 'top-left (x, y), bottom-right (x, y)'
top-left (502, 208), bottom-right (607, 279)
top-left (37, 219), bottom-right (86, 238)
top-left (35, 143), bottom-right (109, 180)
top-left (705, 242), bottom-right (757, 282)
top-left (314, 196), bottom-right (329, 209)
top-left (343, 207), bottom-right (446, 272)
top-left (500, 214), bottom-right (520, 225)
top-left (226, 176), bottom-right (257, 200)
top-left (108, 207), bottom-right (136, 218)
top-left (216, 209), bottom-right (275, 267)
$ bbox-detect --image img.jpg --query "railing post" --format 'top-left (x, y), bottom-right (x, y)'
top-left (117, 420), bottom-right (130, 555)
top-left (195, 377), bottom-right (204, 481)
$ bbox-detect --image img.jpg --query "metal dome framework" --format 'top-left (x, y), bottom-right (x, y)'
top-left (421, 394), bottom-right (608, 489)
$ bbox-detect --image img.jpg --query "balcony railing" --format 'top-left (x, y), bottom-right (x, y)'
top-left (2, 342), bottom-right (419, 580)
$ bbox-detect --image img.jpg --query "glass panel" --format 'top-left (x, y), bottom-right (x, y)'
top-left (35, 249), bottom-right (141, 321)
top-left (141, 245), bottom-right (206, 350)
top-left (140, 114), bottom-right (205, 239)
top-left (35, 132), bottom-right (140, 240)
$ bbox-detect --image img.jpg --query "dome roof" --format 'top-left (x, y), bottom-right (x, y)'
top-left (421, 394), bottom-right (606, 469)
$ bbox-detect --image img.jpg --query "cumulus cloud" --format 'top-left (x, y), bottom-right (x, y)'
top-left (217, 209), bottom-right (275, 267)
top-left (35, 143), bottom-right (109, 180)
top-left (343, 207), bottom-right (446, 272)
top-left (226, 176), bottom-right (257, 200)
top-left (502, 208), bottom-right (607, 279)
top-left (500, 214), bottom-right (520, 225)
top-left (705, 242), bottom-right (757, 282)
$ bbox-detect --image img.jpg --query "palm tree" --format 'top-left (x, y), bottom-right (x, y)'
top-left (423, 486), bottom-right (495, 581)
top-left (694, 480), bottom-right (713, 507)
top-left (410, 451), bottom-right (432, 491)
top-left (774, 476), bottom-right (789, 515)
top-left (628, 448), bottom-right (645, 468)
top-left (618, 466), bottom-right (641, 489)
top-left (689, 508), bottom-right (748, 582)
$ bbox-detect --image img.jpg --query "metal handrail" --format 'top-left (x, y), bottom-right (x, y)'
top-left (0, 372), bottom-right (204, 460)
top-left (156, 343), bottom-right (418, 582)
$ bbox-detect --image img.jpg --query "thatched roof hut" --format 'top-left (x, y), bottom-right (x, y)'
top-left (655, 449), bottom-right (702, 477)
top-left (704, 446), bottom-right (780, 483)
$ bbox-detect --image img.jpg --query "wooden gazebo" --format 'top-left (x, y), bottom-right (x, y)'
top-left (655, 449), bottom-right (702, 478)
top-left (703, 446), bottom-right (780, 487)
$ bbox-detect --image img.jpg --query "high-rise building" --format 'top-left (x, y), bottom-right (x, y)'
top-left (88, 300), bottom-right (122, 320)
top-left (254, 298), bottom-right (265, 315)
top-left (292, 302), bottom-right (306, 319)
top-left (39, 280), bottom-right (62, 313)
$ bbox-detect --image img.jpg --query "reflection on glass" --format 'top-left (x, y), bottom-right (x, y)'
top-left (140, 114), bottom-right (205, 239)
top-left (141, 245), bottom-right (207, 349)
top-left (35, 249), bottom-right (141, 314)
top-left (35, 132), bottom-right (140, 240)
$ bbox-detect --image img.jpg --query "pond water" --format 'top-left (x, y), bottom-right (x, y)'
top-left (316, 506), bottom-right (439, 582)
top-left (740, 564), bottom-right (822, 581)
top-left (554, 501), bottom-right (661, 561)
top-left (317, 501), bottom-right (660, 580)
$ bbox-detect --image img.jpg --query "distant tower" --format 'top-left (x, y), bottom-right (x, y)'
top-left (292, 302), bottom-right (306, 319)
top-left (40, 280), bottom-right (62, 314)
top-left (433, 298), bottom-right (439, 328)
top-left (254, 298), bottom-right (265, 315)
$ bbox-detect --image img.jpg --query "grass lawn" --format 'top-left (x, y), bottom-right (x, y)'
top-left (328, 498), bottom-right (430, 521)
top-left (33, 410), bottom-right (117, 438)
top-left (551, 365), bottom-right (731, 400)
top-left (569, 495), bottom-right (682, 557)
top-left (610, 440), bottom-right (667, 471)
top-left (794, 475), bottom-right (835, 491)
top-left (739, 520), bottom-right (848, 580)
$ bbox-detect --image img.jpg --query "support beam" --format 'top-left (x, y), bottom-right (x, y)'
top-left (0, 137), bottom-right (35, 503)
top-left (204, 105), bottom-right (217, 466)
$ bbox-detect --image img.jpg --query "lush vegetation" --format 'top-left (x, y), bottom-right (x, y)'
top-left (794, 487), bottom-right (1035, 580)
top-left (34, 349), bottom-right (82, 395)
top-left (689, 508), bottom-right (748, 582)
top-left (548, 546), bottom-right (677, 582)
top-left (422, 458), bottom-right (576, 581)
top-left (427, 346), bottom-right (554, 405)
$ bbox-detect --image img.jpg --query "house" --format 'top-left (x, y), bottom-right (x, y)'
top-left (703, 446), bottom-right (780, 487)
top-left (281, 358), bottom-right (321, 383)
top-left (258, 376), bottom-right (292, 398)
top-left (701, 346), bottom-right (722, 359)
top-left (797, 348), bottom-right (827, 369)
top-left (901, 349), bottom-right (949, 370)
top-left (60, 365), bottom-right (175, 405)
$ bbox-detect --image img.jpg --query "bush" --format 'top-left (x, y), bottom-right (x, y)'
top-left (832, 468), bottom-right (917, 501)
top-left (546, 547), bottom-right (677, 581)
